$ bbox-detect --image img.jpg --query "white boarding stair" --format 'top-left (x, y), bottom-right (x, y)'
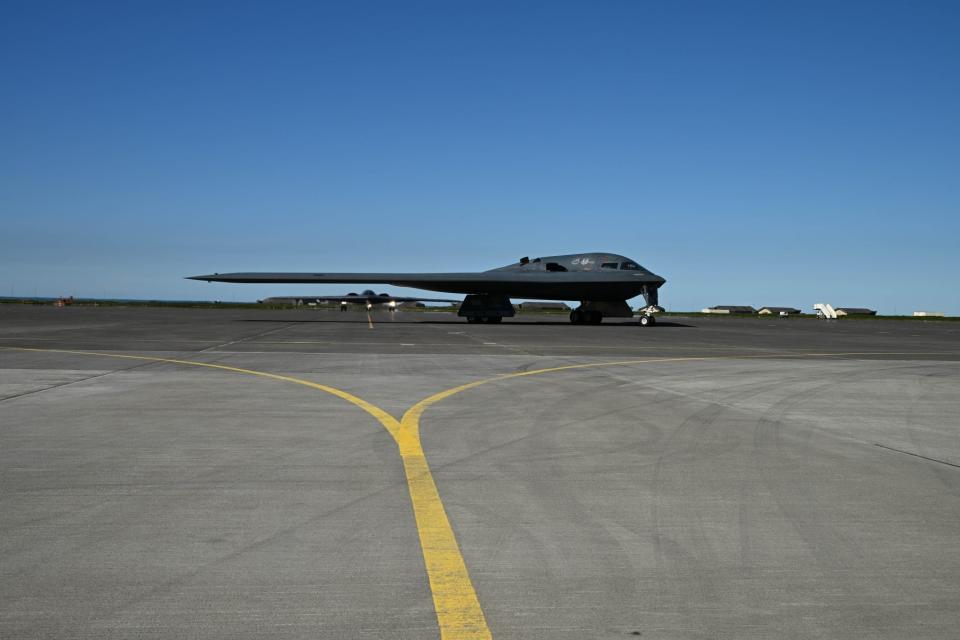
top-left (814, 303), bottom-right (837, 319)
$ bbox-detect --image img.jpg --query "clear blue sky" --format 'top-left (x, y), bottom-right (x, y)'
top-left (2, 1), bottom-right (958, 313)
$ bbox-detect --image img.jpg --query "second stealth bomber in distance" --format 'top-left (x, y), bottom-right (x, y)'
top-left (189, 252), bottom-right (666, 325)
top-left (261, 290), bottom-right (459, 311)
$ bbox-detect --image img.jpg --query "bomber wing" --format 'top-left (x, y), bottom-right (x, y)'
top-left (188, 272), bottom-right (501, 295)
top-left (188, 268), bottom-right (665, 301)
top-left (191, 272), bottom-right (510, 285)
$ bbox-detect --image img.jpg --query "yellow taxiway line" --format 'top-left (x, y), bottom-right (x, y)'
top-left (4, 347), bottom-right (947, 638)
top-left (8, 347), bottom-right (490, 639)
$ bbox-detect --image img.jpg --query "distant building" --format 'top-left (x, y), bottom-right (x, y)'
top-left (702, 305), bottom-right (756, 314)
top-left (758, 306), bottom-right (801, 315)
top-left (835, 307), bottom-right (877, 316)
top-left (913, 311), bottom-right (945, 317)
top-left (519, 301), bottom-right (570, 311)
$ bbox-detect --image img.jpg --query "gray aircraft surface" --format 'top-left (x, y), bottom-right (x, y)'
top-left (189, 252), bottom-right (666, 325)
top-left (261, 290), bottom-right (458, 311)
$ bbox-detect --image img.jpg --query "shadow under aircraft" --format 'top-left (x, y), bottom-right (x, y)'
top-left (190, 252), bottom-right (666, 325)
top-left (260, 290), bottom-right (458, 311)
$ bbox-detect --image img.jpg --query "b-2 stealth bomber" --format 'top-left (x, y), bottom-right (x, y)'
top-left (189, 252), bottom-right (666, 325)
top-left (261, 290), bottom-right (459, 311)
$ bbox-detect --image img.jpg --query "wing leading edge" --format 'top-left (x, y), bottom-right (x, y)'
top-left (187, 272), bottom-right (478, 285)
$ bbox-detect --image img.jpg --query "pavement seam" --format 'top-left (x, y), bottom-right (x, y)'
top-left (197, 320), bottom-right (301, 352)
top-left (0, 359), bottom-right (162, 404)
top-left (874, 443), bottom-right (960, 469)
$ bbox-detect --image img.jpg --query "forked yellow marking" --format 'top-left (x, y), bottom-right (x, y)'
top-left (5, 346), bottom-right (938, 639)
top-left (8, 347), bottom-right (487, 638)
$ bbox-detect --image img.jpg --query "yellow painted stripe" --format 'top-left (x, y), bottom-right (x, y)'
top-left (394, 385), bottom-right (495, 638)
top-left (7, 347), bottom-right (484, 637)
top-left (367, 312), bottom-right (375, 329)
top-left (397, 440), bottom-right (491, 639)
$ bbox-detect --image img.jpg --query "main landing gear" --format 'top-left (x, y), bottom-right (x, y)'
top-left (569, 300), bottom-right (633, 325)
top-left (569, 309), bottom-right (602, 324)
top-left (458, 294), bottom-right (514, 324)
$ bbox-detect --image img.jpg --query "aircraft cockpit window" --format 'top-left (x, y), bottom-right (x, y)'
top-left (545, 262), bottom-right (567, 272)
top-left (600, 262), bottom-right (618, 270)
top-left (620, 262), bottom-right (641, 270)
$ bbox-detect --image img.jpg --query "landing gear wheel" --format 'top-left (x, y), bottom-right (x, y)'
top-left (639, 314), bottom-right (656, 326)
top-left (485, 316), bottom-right (502, 324)
top-left (467, 317), bottom-right (480, 324)
top-left (571, 309), bottom-right (602, 324)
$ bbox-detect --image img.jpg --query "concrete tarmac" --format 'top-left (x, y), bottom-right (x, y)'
top-left (1, 305), bottom-right (959, 638)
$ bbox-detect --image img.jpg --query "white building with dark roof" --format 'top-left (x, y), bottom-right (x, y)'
top-left (758, 306), bottom-right (801, 315)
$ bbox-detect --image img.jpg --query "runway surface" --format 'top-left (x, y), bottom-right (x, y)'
top-left (2, 305), bottom-right (959, 639)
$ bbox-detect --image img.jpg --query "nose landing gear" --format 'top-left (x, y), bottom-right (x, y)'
top-left (637, 283), bottom-right (664, 327)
